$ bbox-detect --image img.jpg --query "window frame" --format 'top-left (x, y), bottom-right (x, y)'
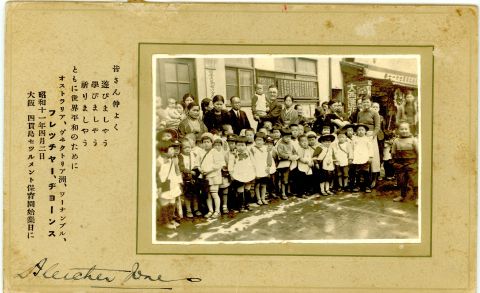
top-left (225, 65), bottom-right (255, 107)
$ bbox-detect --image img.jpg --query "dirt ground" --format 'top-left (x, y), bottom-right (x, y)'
top-left (156, 179), bottom-right (419, 242)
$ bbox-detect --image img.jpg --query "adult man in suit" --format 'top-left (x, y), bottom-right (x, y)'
top-left (228, 95), bottom-right (251, 135)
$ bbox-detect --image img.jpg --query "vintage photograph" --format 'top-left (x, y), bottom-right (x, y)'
top-left (152, 55), bottom-right (420, 243)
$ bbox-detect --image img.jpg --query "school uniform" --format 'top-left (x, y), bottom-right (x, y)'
top-left (276, 139), bottom-right (297, 184)
top-left (351, 135), bottom-right (374, 190)
top-left (229, 150), bottom-right (256, 210)
top-left (333, 141), bottom-right (353, 190)
top-left (296, 146), bottom-right (314, 196)
top-left (157, 155), bottom-right (182, 201)
top-left (199, 148), bottom-right (224, 186)
top-left (251, 145), bottom-right (269, 181)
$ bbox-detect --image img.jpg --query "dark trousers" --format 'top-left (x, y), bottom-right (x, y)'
top-left (394, 159), bottom-right (418, 198)
top-left (267, 173), bottom-right (279, 197)
top-left (296, 171), bottom-right (311, 195)
top-left (383, 159), bottom-right (395, 178)
top-left (352, 163), bottom-right (371, 190)
top-left (231, 180), bottom-right (247, 210)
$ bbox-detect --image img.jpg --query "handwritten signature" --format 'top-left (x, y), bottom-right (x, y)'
top-left (16, 257), bottom-right (202, 289)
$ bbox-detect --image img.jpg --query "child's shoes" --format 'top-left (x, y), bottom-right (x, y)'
top-left (393, 196), bottom-right (404, 202)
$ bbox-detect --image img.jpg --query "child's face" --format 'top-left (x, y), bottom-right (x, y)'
top-left (223, 125), bottom-right (233, 135)
top-left (321, 126), bottom-right (331, 135)
top-left (228, 141), bottom-right (236, 150)
top-left (338, 134), bottom-right (347, 144)
top-left (203, 139), bottom-right (213, 150)
top-left (162, 132), bottom-right (173, 141)
top-left (356, 127), bottom-right (366, 137)
top-left (167, 147), bottom-right (176, 158)
top-left (236, 142), bottom-right (247, 153)
top-left (214, 142), bottom-right (222, 151)
top-left (258, 128), bottom-right (268, 135)
top-left (173, 147), bottom-right (180, 156)
top-left (245, 131), bottom-right (255, 142)
top-left (322, 141), bottom-right (332, 148)
top-left (282, 135), bottom-right (292, 143)
top-left (299, 137), bottom-right (309, 148)
top-left (272, 130), bottom-right (281, 139)
top-left (298, 126), bottom-right (304, 135)
top-left (182, 143), bottom-right (191, 155)
top-left (213, 100), bottom-right (224, 112)
top-left (255, 85), bottom-right (263, 95)
top-left (297, 106), bottom-right (304, 116)
top-left (371, 103), bottom-right (380, 113)
top-left (398, 123), bottom-right (411, 137)
top-left (263, 122), bottom-right (273, 131)
top-left (346, 128), bottom-right (354, 138)
top-left (176, 104), bottom-right (184, 113)
top-left (167, 99), bottom-right (176, 108)
top-left (291, 126), bottom-right (299, 138)
top-left (308, 137), bottom-right (316, 146)
top-left (266, 143), bottom-right (274, 151)
top-left (255, 137), bottom-right (265, 147)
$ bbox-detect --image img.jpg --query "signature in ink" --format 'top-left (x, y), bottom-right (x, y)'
top-left (16, 257), bottom-right (202, 289)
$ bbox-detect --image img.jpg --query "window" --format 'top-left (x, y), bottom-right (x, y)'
top-left (257, 58), bottom-right (319, 101)
top-left (225, 58), bottom-right (254, 106)
top-left (274, 58), bottom-right (317, 77)
top-left (157, 59), bottom-right (196, 105)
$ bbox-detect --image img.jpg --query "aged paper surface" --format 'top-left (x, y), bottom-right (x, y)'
top-left (3, 2), bottom-right (477, 292)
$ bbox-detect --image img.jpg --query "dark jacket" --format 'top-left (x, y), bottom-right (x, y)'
top-left (228, 108), bottom-right (251, 135)
top-left (203, 109), bottom-right (230, 133)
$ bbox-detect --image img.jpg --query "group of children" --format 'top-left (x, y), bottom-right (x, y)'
top-left (156, 118), bottom-right (418, 230)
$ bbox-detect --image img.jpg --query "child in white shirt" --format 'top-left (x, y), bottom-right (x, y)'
top-left (351, 124), bottom-right (374, 193)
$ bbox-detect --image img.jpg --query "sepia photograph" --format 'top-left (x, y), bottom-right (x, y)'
top-left (152, 55), bottom-right (421, 244)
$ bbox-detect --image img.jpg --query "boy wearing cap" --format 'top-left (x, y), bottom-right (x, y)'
top-left (315, 134), bottom-right (336, 196)
top-left (229, 136), bottom-right (256, 212)
top-left (296, 135), bottom-right (314, 198)
top-left (276, 128), bottom-right (299, 199)
top-left (178, 139), bottom-right (201, 218)
top-left (271, 126), bottom-right (282, 145)
top-left (251, 132), bottom-right (270, 205)
top-left (199, 133), bottom-right (224, 218)
top-left (214, 135), bottom-right (231, 215)
top-left (265, 136), bottom-right (278, 199)
top-left (156, 141), bottom-right (182, 230)
top-left (333, 131), bottom-right (353, 192)
top-left (306, 131), bottom-right (320, 194)
top-left (351, 124), bottom-right (374, 193)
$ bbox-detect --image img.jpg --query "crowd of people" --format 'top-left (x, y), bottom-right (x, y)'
top-left (155, 85), bottom-right (419, 230)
